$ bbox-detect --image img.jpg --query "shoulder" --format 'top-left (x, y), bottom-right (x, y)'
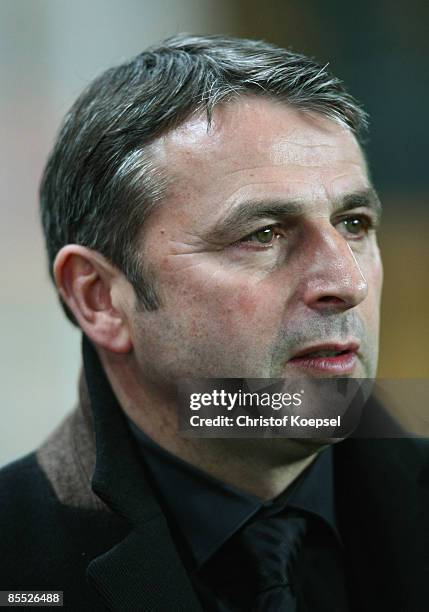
top-left (338, 434), bottom-right (429, 459)
top-left (0, 424), bottom-right (127, 590)
top-left (0, 452), bottom-right (55, 520)
top-left (334, 435), bottom-right (429, 479)
top-left (0, 452), bottom-right (59, 585)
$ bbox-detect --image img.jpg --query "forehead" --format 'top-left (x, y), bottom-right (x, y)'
top-left (153, 96), bottom-right (369, 226)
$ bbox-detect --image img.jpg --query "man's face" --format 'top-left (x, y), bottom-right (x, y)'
top-left (129, 97), bottom-right (383, 387)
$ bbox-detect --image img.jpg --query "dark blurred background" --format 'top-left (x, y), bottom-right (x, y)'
top-left (1, 0), bottom-right (428, 465)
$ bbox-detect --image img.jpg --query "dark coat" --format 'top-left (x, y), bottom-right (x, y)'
top-left (0, 368), bottom-right (428, 611)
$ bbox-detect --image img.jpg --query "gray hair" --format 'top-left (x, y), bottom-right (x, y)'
top-left (40, 33), bottom-right (368, 324)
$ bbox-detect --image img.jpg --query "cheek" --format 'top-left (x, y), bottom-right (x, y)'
top-left (169, 264), bottom-right (281, 340)
top-left (143, 269), bottom-right (285, 378)
top-left (202, 274), bottom-right (279, 324)
top-left (235, 290), bottom-right (259, 318)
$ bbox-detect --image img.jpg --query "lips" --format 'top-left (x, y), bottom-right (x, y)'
top-left (288, 342), bottom-right (359, 374)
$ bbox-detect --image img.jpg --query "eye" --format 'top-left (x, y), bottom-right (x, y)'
top-left (336, 215), bottom-right (374, 239)
top-left (239, 226), bottom-right (279, 247)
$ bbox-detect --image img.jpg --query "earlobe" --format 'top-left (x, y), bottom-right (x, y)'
top-left (53, 245), bottom-right (132, 354)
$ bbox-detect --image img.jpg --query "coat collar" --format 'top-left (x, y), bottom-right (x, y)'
top-left (81, 335), bottom-right (202, 611)
top-left (38, 335), bottom-right (202, 611)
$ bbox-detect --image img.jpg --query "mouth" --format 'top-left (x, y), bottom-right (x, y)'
top-left (288, 342), bottom-right (360, 374)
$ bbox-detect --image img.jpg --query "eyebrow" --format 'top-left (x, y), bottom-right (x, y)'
top-left (205, 187), bottom-right (382, 244)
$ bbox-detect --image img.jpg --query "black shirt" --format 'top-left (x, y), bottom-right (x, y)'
top-left (128, 419), bottom-right (351, 611)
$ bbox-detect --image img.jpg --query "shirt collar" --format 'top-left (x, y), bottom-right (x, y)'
top-left (128, 419), bottom-right (340, 567)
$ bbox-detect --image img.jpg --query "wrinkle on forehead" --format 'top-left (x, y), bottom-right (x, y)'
top-left (163, 97), bottom-right (357, 147)
top-left (149, 97), bottom-right (369, 235)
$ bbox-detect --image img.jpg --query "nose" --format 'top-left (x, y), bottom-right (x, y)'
top-left (300, 223), bottom-right (368, 312)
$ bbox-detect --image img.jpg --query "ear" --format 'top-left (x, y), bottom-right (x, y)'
top-left (53, 245), bottom-right (133, 353)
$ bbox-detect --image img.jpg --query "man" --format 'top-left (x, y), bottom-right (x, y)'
top-left (0, 34), bottom-right (427, 611)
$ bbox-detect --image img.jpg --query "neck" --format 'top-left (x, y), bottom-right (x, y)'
top-left (100, 352), bottom-right (323, 500)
